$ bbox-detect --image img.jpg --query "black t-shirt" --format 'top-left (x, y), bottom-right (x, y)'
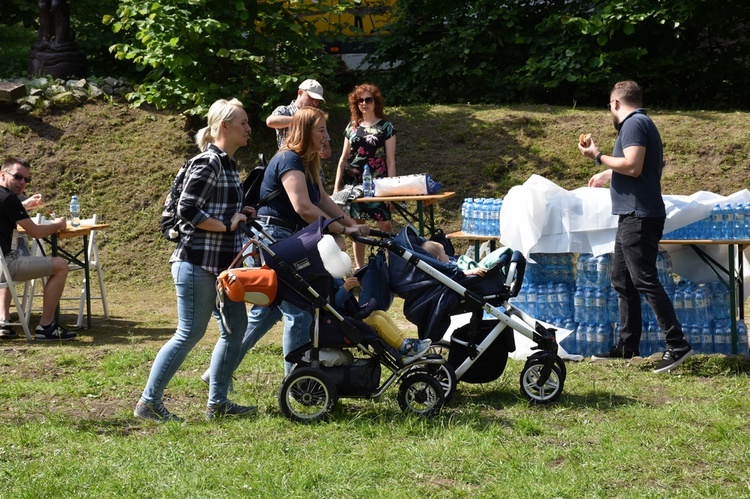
top-left (0, 186), bottom-right (30, 255)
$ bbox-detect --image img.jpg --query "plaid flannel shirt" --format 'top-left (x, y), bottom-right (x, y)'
top-left (169, 144), bottom-right (244, 275)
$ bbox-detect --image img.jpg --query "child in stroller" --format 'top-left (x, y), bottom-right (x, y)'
top-left (351, 225), bottom-right (567, 404)
top-left (327, 234), bottom-right (432, 363)
top-left (228, 217), bottom-right (448, 422)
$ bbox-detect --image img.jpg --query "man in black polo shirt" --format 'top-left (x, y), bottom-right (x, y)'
top-left (0, 157), bottom-right (76, 340)
top-left (579, 81), bottom-right (693, 373)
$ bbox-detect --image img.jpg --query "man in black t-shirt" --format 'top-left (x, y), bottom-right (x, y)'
top-left (0, 157), bottom-right (76, 341)
top-left (578, 81), bottom-right (692, 373)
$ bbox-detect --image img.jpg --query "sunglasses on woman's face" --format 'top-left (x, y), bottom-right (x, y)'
top-left (357, 97), bottom-right (374, 105)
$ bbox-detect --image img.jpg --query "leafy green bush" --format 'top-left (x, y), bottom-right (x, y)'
top-left (0, 23), bottom-right (35, 79)
top-left (105, 0), bottom-right (341, 115)
top-left (369, 0), bottom-right (750, 109)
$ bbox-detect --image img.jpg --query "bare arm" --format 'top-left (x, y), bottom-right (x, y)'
top-left (16, 216), bottom-right (66, 239)
top-left (281, 170), bottom-right (368, 235)
top-left (385, 135), bottom-right (397, 177)
top-left (22, 193), bottom-right (43, 210)
top-left (266, 114), bottom-right (293, 130)
top-left (579, 138), bottom-right (645, 178)
top-left (589, 169), bottom-right (613, 187)
top-left (333, 136), bottom-right (351, 193)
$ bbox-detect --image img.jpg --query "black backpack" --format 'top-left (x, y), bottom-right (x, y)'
top-left (242, 153), bottom-right (283, 209)
top-left (159, 152), bottom-right (214, 242)
top-left (160, 159), bottom-right (192, 242)
top-left (161, 153), bottom-right (281, 242)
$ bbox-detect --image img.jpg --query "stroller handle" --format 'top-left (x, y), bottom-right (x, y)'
top-left (350, 233), bottom-right (400, 251)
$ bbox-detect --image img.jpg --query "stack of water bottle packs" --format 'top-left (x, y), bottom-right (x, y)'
top-left (664, 202), bottom-right (750, 240)
top-left (460, 197), bottom-right (503, 236)
top-left (509, 251), bottom-right (748, 357)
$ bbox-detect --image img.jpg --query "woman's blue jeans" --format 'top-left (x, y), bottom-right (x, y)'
top-left (139, 261), bottom-right (246, 406)
top-left (235, 223), bottom-right (313, 374)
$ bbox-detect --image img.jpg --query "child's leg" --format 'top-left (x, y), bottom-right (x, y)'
top-left (363, 310), bottom-right (406, 350)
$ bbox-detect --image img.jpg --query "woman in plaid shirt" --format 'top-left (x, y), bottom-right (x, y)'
top-left (135, 98), bottom-right (257, 423)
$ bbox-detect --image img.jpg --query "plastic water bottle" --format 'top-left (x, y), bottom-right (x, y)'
top-left (701, 321), bottom-right (714, 354)
top-left (607, 286), bottom-right (619, 323)
top-left (575, 325), bottom-right (587, 357)
top-left (594, 288), bottom-right (606, 324)
top-left (594, 254), bottom-right (611, 288)
top-left (493, 199), bottom-right (503, 236)
top-left (525, 283), bottom-right (538, 317)
top-left (672, 286), bottom-right (685, 325)
top-left (735, 203), bottom-right (746, 240)
top-left (583, 288), bottom-right (595, 325)
top-left (693, 286), bottom-right (711, 323)
top-left (573, 286), bottom-right (585, 324)
top-left (683, 285), bottom-right (695, 327)
top-left (70, 195), bottom-right (81, 227)
top-left (710, 203), bottom-right (723, 239)
top-left (722, 203), bottom-right (734, 239)
top-left (362, 164), bottom-right (374, 197)
top-left (689, 323), bottom-right (702, 354)
top-left (742, 203), bottom-right (750, 240)
top-left (585, 323), bottom-right (597, 356)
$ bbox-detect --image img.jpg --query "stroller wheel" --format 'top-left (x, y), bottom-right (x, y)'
top-left (278, 367), bottom-right (338, 422)
top-left (519, 358), bottom-right (564, 404)
top-left (405, 361), bottom-right (457, 405)
top-left (397, 372), bottom-right (445, 417)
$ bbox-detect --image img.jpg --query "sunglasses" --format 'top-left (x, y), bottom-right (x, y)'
top-left (607, 99), bottom-right (619, 111)
top-left (8, 172), bottom-right (32, 183)
top-left (356, 97), bottom-right (374, 105)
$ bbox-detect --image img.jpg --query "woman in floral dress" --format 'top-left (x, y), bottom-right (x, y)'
top-left (334, 83), bottom-right (397, 268)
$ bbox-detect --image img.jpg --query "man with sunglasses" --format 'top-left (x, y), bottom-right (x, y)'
top-left (265, 79), bottom-right (331, 159)
top-left (0, 157), bottom-right (76, 340)
top-left (578, 81), bottom-right (692, 373)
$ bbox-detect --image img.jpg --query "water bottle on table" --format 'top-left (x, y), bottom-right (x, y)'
top-left (70, 195), bottom-right (81, 227)
top-left (362, 165), bottom-right (374, 198)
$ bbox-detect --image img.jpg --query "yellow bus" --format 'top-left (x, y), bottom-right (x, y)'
top-left (293, 0), bottom-right (395, 70)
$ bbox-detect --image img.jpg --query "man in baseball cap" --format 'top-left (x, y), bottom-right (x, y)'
top-left (266, 79), bottom-right (329, 157)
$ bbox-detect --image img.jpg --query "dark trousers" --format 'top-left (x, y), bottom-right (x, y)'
top-left (611, 214), bottom-right (688, 351)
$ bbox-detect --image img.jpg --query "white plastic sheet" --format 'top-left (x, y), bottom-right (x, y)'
top-left (500, 174), bottom-right (750, 299)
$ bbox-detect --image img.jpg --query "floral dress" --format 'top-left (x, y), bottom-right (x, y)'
top-left (341, 119), bottom-right (396, 221)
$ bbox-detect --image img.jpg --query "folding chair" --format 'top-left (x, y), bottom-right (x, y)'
top-left (0, 251), bottom-right (33, 341)
top-left (69, 214), bottom-right (110, 327)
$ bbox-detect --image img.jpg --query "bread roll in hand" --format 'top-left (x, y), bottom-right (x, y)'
top-left (579, 133), bottom-right (592, 147)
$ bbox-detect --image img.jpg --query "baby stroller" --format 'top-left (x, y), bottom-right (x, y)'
top-left (225, 218), bottom-right (447, 422)
top-left (352, 226), bottom-right (566, 404)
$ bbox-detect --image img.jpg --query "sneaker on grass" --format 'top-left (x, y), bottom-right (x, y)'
top-left (0, 324), bottom-right (17, 339)
top-left (35, 321), bottom-right (77, 341)
top-left (653, 345), bottom-right (693, 374)
top-left (206, 401), bottom-right (257, 420)
top-left (134, 401), bottom-right (183, 423)
top-left (591, 343), bottom-right (638, 361)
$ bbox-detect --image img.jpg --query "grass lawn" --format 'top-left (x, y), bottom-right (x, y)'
top-left (2, 283), bottom-right (749, 497)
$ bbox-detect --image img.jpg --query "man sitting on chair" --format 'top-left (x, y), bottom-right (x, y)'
top-left (0, 157), bottom-right (76, 340)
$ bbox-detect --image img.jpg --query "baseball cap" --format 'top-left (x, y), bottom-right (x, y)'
top-left (298, 79), bottom-right (325, 102)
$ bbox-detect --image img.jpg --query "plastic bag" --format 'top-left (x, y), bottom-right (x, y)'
top-left (373, 174), bottom-right (441, 196)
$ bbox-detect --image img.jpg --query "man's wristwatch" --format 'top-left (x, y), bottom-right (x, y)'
top-left (224, 221), bottom-right (232, 232)
top-left (595, 152), bottom-right (604, 166)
